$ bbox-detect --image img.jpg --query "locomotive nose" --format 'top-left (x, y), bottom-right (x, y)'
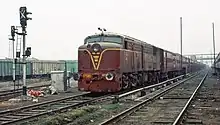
top-left (91, 43), bottom-right (101, 52)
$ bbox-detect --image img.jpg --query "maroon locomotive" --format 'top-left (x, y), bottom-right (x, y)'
top-left (76, 32), bottom-right (205, 93)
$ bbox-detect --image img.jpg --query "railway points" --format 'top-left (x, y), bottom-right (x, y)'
top-left (0, 92), bottom-right (93, 125)
top-left (0, 73), bottom-right (194, 125)
top-left (0, 87), bottom-right (138, 125)
top-left (22, 72), bottom-right (197, 125)
top-left (98, 71), bottom-right (209, 125)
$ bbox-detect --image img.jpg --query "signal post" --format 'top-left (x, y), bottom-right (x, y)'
top-left (18, 7), bottom-right (32, 96)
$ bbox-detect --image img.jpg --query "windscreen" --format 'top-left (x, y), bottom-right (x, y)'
top-left (85, 36), bottom-right (122, 44)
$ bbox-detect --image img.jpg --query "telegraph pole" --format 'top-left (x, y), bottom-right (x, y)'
top-left (212, 22), bottom-right (217, 75)
top-left (18, 7), bottom-right (32, 96)
top-left (180, 17), bottom-right (183, 74)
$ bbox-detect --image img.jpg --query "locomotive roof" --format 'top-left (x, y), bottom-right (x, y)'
top-left (87, 32), bottom-right (193, 61)
top-left (87, 32), bottom-right (150, 44)
top-left (88, 33), bottom-right (176, 52)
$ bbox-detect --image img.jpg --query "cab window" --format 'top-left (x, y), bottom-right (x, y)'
top-left (85, 36), bottom-right (122, 44)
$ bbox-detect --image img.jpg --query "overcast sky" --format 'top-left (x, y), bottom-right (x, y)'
top-left (0, 0), bottom-right (219, 61)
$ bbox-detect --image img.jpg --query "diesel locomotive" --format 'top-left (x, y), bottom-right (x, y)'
top-left (76, 32), bottom-right (205, 92)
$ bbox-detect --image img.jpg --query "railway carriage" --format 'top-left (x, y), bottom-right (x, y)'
top-left (76, 32), bottom-right (205, 93)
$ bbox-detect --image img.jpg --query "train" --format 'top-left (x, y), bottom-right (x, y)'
top-left (76, 32), bottom-right (206, 93)
top-left (213, 52), bottom-right (220, 74)
top-left (0, 59), bottom-right (78, 81)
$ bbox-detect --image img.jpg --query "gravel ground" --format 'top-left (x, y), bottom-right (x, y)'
top-left (183, 75), bottom-right (220, 125)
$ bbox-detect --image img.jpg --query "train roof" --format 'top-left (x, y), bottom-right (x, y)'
top-left (86, 32), bottom-right (155, 46)
top-left (87, 32), bottom-right (193, 60)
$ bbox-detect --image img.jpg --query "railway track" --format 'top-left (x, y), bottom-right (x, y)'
top-left (0, 72), bottom-right (200, 125)
top-left (180, 74), bottom-right (220, 125)
top-left (0, 84), bottom-right (51, 102)
top-left (0, 91), bottom-right (116, 125)
top-left (0, 73), bottom-right (194, 125)
top-left (99, 71), bottom-right (208, 125)
top-left (58, 73), bottom-right (197, 125)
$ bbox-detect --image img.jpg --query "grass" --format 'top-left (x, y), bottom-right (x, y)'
top-left (21, 105), bottom-right (98, 125)
top-left (21, 103), bottom-right (124, 125)
top-left (68, 103), bottom-right (124, 125)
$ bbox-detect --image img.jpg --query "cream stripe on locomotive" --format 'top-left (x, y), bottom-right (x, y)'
top-left (79, 48), bottom-right (120, 70)
top-left (79, 48), bottom-right (142, 70)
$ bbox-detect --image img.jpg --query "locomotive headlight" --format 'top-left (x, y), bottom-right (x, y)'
top-left (105, 73), bottom-right (114, 81)
top-left (93, 47), bottom-right (99, 52)
top-left (92, 43), bottom-right (101, 52)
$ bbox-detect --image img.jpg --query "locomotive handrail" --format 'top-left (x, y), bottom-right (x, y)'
top-left (114, 73), bottom-right (192, 100)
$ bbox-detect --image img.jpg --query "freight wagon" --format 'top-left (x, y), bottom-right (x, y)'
top-left (0, 59), bottom-right (32, 81)
top-left (59, 60), bottom-right (78, 73)
top-left (77, 32), bottom-right (206, 93)
top-left (31, 60), bottom-right (65, 78)
top-left (0, 59), bottom-right (78, 81)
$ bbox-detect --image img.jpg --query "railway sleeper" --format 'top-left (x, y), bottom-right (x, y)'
top-left (31, 109), bottom-right (47, 112)
top-left (0, 117), bottom-right (13, 121)
top-left (125, 119), bottom-right (146, 122)
top-left (10, 113), bottom-right (31, 116)
top-left (19, 111), bottom-right (39, 115)
top-left (184, 119), bottom-right (203, 124)
top-left (65, 100), bottom-right (87, 103)
top-left (56, 102), bottom-right (73, 105)
top-left (160, 96), bottom-right (190, 99)
top-left (2, 115), bottom-right (21, 119)
top-left (152, 121), bottom-right (174, 124)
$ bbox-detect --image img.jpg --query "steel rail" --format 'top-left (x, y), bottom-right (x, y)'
top-left (0, 92), bottom-right (109, 125)
top-left (0, 92), bottom-right (90, 115)
top-left (172, 72), bottom-right (208, 125)
top-left (99, 72), bottom-right (199, 125)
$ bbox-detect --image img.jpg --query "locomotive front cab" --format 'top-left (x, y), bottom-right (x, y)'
top-left (77, 33), bottom-right (124, 92)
